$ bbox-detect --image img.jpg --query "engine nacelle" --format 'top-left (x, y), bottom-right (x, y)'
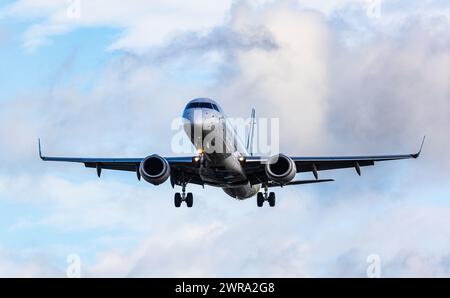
top-left (139, 155), bottom-right (170, 185)
top-left (265, 154), bottom-right (296, 185)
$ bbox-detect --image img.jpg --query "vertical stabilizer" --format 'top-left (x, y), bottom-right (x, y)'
top-left (245, 108), bottom-right (256, 156)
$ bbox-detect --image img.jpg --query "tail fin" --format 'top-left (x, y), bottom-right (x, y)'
top-left (245, 108), bottom-right (256, 156)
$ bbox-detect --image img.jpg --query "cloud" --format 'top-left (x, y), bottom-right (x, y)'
top-left (0, 0), bottom-right (233, 52)
top-left (2, 0), bottom-right (449, 52)
top-left (0, 248), bottom-right (61, 277)
top-left (212, 2), bottom-right (333, 152)
top-left (55, 188), bottom-right (450, 277)
top-left (326, 16), bottom-right (450, 162)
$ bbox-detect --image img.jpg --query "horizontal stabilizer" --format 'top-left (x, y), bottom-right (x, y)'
top-left (268, 179), bottom-right (334, 188)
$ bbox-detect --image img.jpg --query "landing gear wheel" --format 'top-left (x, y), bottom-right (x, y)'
top-left (174, 193), bottom-right (182, 208)
top-left (186, 192), bottom-right (193, 208)
top-left (268, 192), bottom-right (276, 207)
top-left (257, 193), bottom-right (264, 207)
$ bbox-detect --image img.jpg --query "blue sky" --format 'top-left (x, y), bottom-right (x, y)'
top-left (0, 0), bottom-right (449, 277)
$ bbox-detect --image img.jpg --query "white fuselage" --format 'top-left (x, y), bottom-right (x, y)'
top-left (182, 98), bottom-right (260, 199)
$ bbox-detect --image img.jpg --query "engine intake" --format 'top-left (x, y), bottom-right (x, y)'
top-left (265, 154), bottom-right (296, 185)
top-left (139, 155), bottom-right (170, 185)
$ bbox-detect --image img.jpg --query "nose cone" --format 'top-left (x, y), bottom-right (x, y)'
top-left (182, 99), bottom-right (223, 145)
top-left (182, 108), bottom-right (200, 141)
top-left (182, 107), bottom-right (200, 129)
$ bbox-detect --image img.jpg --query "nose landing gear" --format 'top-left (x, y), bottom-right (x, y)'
top-left (174, 182), bottom-right (194, 208)
top-left (257, 185), bottom-right (276, 207)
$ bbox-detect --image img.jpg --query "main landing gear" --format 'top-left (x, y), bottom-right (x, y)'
top-left (174, 183), bottom-right (193, 208)
top-left (257, 185), bottom-right (275, 207)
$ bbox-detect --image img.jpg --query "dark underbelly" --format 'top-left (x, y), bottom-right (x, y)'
top-left (199, 166), bottom-right (247, 187)
top-left (223, 184), bottom-right (260, 200)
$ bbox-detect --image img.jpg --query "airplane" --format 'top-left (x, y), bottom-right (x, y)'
top-left (39, 98), bottom-right (424, 208)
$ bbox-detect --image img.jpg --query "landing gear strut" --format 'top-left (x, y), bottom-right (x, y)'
top-left (174, 181), bottom-right (194, 208)
top-left (256, 185), bottom-right (275, 207)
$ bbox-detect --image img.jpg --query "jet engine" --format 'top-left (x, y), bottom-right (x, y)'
top-left (265, 154), bottom-right (297, 185)
top-left (139, 155), bottom-right (170, 185)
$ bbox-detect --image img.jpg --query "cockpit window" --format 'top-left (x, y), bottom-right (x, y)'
top-left (198, 102), bottom-right (212, 109)
top-left (185, 102), bottom-right (199, 109)
top-left (186, 102), bottom-right (219, 111)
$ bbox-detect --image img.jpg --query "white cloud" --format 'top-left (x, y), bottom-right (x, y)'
top-left (60, 189), bottom-right (450, 277)
top-left (0, 248), bottom-right (61, 277)
top-left (2, 0), bottom-right (449, 52)
top-left (1, 0), bottom-right (233, 52)
top-left (215, 3), bottom-right (332, 152)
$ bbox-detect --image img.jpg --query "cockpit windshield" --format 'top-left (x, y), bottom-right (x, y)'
top-left (186, 102), bottom-right (220, 112)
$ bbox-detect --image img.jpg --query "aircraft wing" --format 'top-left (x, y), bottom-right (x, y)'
top-left (38, 139), bottom-right (198, 184)
top-left (244, 137), bottom-right (425, 183)
top-left (39, 137), bottom-right (424, 187)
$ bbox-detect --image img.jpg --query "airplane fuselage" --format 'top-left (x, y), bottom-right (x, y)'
top-left (182, 98), bottom-right (260, 199)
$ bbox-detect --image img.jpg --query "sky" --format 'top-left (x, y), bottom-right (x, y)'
top-left (0, 0), bottom-right (449, 277)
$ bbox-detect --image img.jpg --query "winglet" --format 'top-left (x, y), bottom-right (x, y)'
top-left (412, 136), bottom-right (426, 159)
top-left (38, 138), bottom-right (44, 160)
